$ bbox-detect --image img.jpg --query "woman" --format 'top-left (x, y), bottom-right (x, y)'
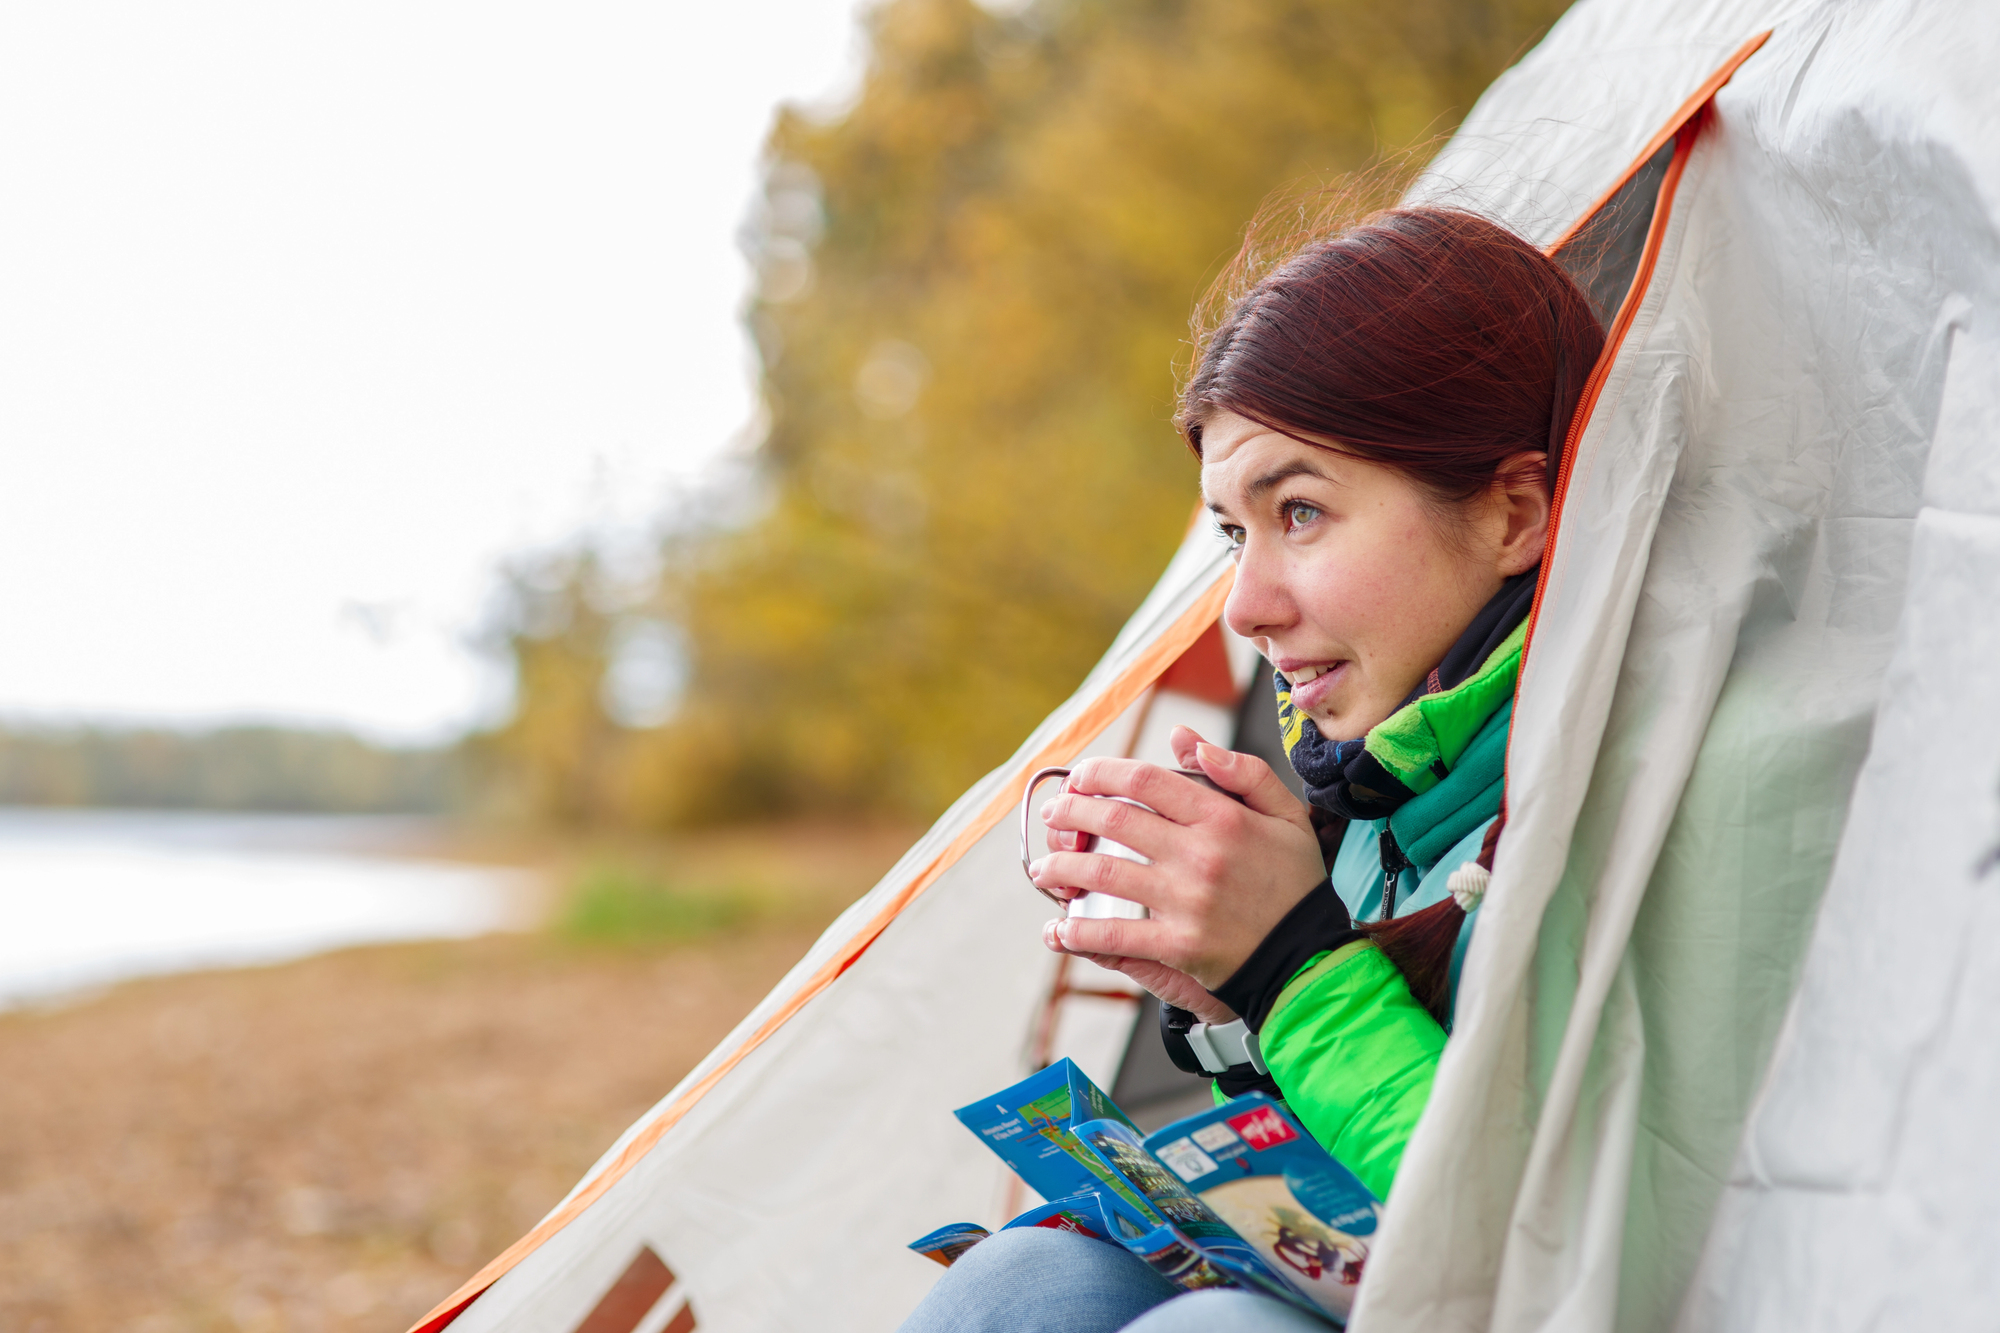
top-left (901, 204), bottom-right (1603, 1332)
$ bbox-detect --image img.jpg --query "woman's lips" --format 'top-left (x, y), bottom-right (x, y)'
top-left (1282, 660), bottom-right (1347, 713)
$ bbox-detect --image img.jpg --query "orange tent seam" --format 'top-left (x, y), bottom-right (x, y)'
top-left (1544, 31), bottom-right (1772, 258)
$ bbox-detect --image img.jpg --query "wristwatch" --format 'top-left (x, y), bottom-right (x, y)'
top-left (1160, 1004), bottom-right (1265, 1076)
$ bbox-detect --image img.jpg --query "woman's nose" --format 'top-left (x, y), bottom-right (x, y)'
top-left (1223, 542), bottom-right (1295, 640)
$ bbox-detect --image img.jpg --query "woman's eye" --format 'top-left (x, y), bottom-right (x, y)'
top-left (1216, 524), bottom-right (1245, 553)
top-left (1284, 503), bottom-right (1322, 530)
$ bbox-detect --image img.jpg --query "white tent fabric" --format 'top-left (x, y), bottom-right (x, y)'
top-left (411, 2), bottom-right (2000, 1330)
top-left (1676, 8), bottom-right (2000, 1329)
top-left (1368, 3), bottom-right (1999, 1332)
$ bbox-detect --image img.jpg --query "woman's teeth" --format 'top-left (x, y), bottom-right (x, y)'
top-left (1288, 664), bottom-right (1332, 684)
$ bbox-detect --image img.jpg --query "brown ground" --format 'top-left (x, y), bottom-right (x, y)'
top-left (0, 821), bottom-right (919, 1333)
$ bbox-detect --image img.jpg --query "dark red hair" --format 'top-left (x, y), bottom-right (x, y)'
top-left (1181, 205), bottom-right (1603, 1023)
top-left (1181, 205), bottom-right (1601, 499)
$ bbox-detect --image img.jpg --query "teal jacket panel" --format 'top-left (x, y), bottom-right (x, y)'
top-left (1330, 699), bottom-right (1511, 928)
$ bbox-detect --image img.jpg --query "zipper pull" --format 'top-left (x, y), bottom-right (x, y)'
top-left (1378, 826), bottom-right (1409, 919)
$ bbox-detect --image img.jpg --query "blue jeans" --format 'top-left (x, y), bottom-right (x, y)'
top-left (897, 1227), bottom-right (1332, 1332)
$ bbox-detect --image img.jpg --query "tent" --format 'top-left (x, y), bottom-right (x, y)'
top-left (411, 0), bottom-right (2000, 1329)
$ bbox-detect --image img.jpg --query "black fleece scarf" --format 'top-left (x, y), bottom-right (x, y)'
top-left (1280, 571), bottom-right (1537, 821)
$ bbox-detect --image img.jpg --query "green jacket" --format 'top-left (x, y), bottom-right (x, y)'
top-left (1251, 651), bottom-right (1516, 1199)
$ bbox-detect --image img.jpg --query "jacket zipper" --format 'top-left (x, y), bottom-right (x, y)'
top-left (1379, 826), bottom-right (1411, 920)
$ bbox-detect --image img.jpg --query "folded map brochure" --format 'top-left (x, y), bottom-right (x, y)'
top-left (908, 1058), bottom-right (1380, 1323)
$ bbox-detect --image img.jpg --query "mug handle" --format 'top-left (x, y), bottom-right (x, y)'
top-left (1019, 766), bottom-right (1073, 902)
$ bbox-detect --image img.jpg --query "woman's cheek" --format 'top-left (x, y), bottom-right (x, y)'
top-left (1296, 547), bottom-right (1390, 648)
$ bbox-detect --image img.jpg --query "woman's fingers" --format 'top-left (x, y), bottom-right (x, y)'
top-left (1188, 740), bottom-right (1310, 824)
top-left (1106, 957), bottom-right (1238, 1024)
top-left (1062, 756), bottom-right (1220, 825)
top-left (1044, 935), bottom-right (1240, 1026)
top-left (1048, 912), bottom-right (1174, 966)
top-left (1033, 745), bottom-right (1324, 988)
top-left (1028, 849), bottom-right (1161, 908)
top-left (1169, 725), bottom-right (1206, 769)
top-left (1040, 789), bottom-right (1185, 863)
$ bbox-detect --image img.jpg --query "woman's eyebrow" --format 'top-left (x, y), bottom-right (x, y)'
top-left (1244, 459), bottom-right (1337, 499)
top-left (1204, 458), bottom-right (1341, 515)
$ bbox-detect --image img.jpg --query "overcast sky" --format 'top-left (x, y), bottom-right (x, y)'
top-left (0, 1), bottom-right (867, 742)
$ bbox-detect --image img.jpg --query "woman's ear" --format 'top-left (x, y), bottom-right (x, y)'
top-left (1493, 449), bottom-right (1552, 576)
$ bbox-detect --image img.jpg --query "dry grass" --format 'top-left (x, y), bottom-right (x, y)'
top-left (0, 820), bottom-right (919, 1333)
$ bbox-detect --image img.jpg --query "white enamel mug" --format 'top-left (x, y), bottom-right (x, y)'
top-left (1018, 765), bottom-right (1245, 920)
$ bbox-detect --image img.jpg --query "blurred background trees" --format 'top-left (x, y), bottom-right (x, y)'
top-left (399, 0), bottom-right (1574, 828)
top-left (0, 724), bottom-right (454, 813)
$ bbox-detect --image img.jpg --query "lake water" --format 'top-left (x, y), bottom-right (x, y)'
top-left (0, 809), bottom-right (538, 1009)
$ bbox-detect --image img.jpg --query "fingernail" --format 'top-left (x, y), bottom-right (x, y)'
top-left (1042, 920), bottom-right (1060, 949)
top-left (1039, 799), bottom-right (1055, 821)
top-left (1028, 857), bottom-right (1046, 879)
top-left (1054, 919), bottom-right (1073, 947)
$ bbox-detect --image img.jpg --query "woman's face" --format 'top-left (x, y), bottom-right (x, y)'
top-left (1200, 411), bottom-right (1548, 741)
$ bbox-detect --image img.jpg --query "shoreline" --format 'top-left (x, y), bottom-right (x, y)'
top-left (0, 817), bottom-right (921, 1333)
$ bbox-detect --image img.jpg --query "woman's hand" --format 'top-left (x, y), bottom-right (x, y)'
top-left (1031, 725), bottom-right (1324, 991)
top-left (1044, 943), bottom-right (1240, 1026)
